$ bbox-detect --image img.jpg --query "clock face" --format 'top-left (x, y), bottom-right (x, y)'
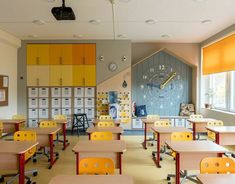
top-left (108, 62), bottom-right (118, 72)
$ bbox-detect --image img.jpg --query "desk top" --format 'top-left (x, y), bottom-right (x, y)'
top-left (42, 119), bottom-right (68, 124)
top-left (0, 119), bottom-right (25, 124)
top-left (151, 127), bottom-right (191, 133)
top-left (72, 140), bottom-right (126, 153)
top-left (165, 140), bottom-right (227, 153)
top-left (197, 174), bottom-right (235, 184)
top-left (187, 118), bottom-right (217, 123)
top-left (93, 119), bottom-right (121, 125)
top-left (142, 118), bottom-right (168, 124)
top-left (0, 141), bottom-right (38, 154)
top-left (25, 127), bottom-right (61, 135)
top-left (86, 127), bottom-right (124, 134)
top-left (206, 126), bottom-right (235, 133)
top-left (49, 175), bottom-right (133, 184)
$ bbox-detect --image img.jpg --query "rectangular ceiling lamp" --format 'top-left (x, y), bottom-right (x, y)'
top-left (203, 34), bottom-right (235, 75)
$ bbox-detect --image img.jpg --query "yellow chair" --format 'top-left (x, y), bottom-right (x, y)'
top-left (207, 120), bottom-right (224, 140)
top-left (53, 114), bottom-right (67, 120)
top-left (39, 121), bottom-right (57, 128)
top-left (154, 119), bottom-right (171, 127)
top-left (90, 132), bottom-right (113, 141)
top-left (79, 158), bottom-right (115, 175)
top-left (12, 114), bottom-right (26, 129)
top-left (1, 131), bottom-right (38, 183)
top-left (147, 114), bottom-right (160, 120)
top-left (97, 121), bottom-right (115, 127)
top-left (0, 122), bottom-right (3, 138)
top-left (200, 157), bottom-right (235, 174)
top-left (99, 115), bottom-right (113, 120)
top-left (189, 114), bottom-right (203, 119)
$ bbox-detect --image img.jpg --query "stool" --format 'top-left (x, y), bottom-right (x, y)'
top-left (72, 113), bottom-right (89, 135)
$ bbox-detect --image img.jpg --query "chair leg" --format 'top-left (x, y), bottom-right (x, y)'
top-left (167, 170), bottom-right (198, 184)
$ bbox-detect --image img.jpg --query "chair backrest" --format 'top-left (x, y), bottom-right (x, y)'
top-left (39, 121), bottom-right (57, 128)
top-left (147, 114), bottom-right (160, 120)
top-left (97, 121), bottom-right (115, 127)
top-left (79, 158), bottom-right (115, 175)
top-left (189, 114), bottom-right (203, 119)
top-left (14, 131), bottom-right (37, 161)
top-left (200, 157), bottom-right (235, 174)
top-left (90, 132), bottom-right (113, 141)
top-left (53, 114), bottom-right (67, 120)
top-left (0, 122), bottom-right (3, 138)
top-left (12, 114), bottom-right (26, 120)
top-left (207, 120), bottom-right (224, 126)
top-left (171, 132), bottom-right (193, 141)
top-left (99, 115), bottom-right (113, 120)
top-left (154, 119), bottom-right (171, 127)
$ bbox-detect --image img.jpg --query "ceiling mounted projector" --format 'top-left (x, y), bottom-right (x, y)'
top-left (51, 0), bottom-right (76, 20)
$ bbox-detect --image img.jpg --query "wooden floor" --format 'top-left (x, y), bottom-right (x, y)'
top-left (1, 135), bottom-right (234, 184)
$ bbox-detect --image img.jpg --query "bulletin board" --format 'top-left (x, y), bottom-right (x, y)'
top-left (0, 75), bottom-right (9, 106)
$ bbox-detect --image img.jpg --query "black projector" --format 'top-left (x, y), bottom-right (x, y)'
top-left (51, 0), bottom-right (76, 20)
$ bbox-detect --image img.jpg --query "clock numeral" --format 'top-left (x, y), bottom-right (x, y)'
top-left (159, 65), bottom-right (165, 71)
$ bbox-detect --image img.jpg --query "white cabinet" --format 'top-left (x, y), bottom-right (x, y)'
top-left (85, 108), bottom-right (95, 119)
top-left (74, 108), bottom-right (84, 114)
top-left (39, 109), bottom-right (49, 119)
top-left (62, 87), bottom-right (72, 97)
top-left (28, 98), bottom-right (38, 108)
top-left (62, 108), bottom-right (71, 116)
top-left (51, 108), bottom-right (61, 117)
top-left (51, 87), bottom-right (61, 97)
top-left (62, 98), bottom-right (71, 108)
top-left (85, 98), bottom-right (95, 107)
top-left (74, 87), bottom-right (84, 97)
top-left (51, 98), bottom-right (61, 108)
top-left (28, 119), bottom-right (38, 127)
top-left (85, 87), bottom-right (95, 97)
top-left (39, 88), bottom-right (49, 97)
top-left (28, 88), bottom-right (38, 98)
top-left (39, 98), bottom-right (49, 108)
top-left (28, 109), bottom-right (38, 119)
top-left (74, 98), bottom-right (84, 108)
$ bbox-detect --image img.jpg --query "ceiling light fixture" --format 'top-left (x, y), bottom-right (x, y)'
top-left (161, 34), bottom-right (170, 38)
top-left (89, 19), bottom-right (101, 25)
top-left (73, 34), bottom-right (83, 38)
top-left (28, 34), bottom-right (38, 38)
top-left (118, 0), bottom-right (131, 2)
top-left (32, 20), bottom-right (45, 25)
top-left (201, 19), bottom-right (212, 24)
top-left (145, 19), bottom-right (157, 25)
top-left (117, 34), bottom-right (127, 38)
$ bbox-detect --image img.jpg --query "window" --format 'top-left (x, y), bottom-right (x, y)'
top-left (202, 71), bottom-right (235, 113)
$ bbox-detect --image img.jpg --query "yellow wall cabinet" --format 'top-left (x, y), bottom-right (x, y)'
top-left (72, 44), bottom-right (96, 65)
top-left (27, 66), bottom-right (50, 86)
top-left (27, 44), bottom-right (50, 65)
top-left (49, 44), bottom-right (73, 65)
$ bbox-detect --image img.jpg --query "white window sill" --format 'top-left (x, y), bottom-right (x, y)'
top-left (201, 107), bottom-right (235, 116)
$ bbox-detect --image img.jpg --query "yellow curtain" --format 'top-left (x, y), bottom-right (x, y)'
top-left (203, 34), bottom-right (235, 75)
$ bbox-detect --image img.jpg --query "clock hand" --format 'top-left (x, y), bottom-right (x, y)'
top-left (160, 72), bottom-right (177, 90)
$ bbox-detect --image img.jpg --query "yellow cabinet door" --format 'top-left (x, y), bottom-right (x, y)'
top-left (37, 66), bottom-right (50, 86)
top-left (84, 65), bottom-right (96, 86)
top-left (73, 66), bottom-right (84, 86)
top-left (50, 65), bottom-right (62, 86)
top-left (84, 44), bottom-right (96, 65)
top-left (49, 44), bottom-right (72, 65)
top-left (72, 44), bottom-right (84, 65)
top-left (27, 44), bottom-right (50, 65)
top-left (27, 66), bottom-right (39, 86)
top-left (61, 65), bottom-right (73, 86)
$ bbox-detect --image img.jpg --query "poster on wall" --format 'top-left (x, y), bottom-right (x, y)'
top-left (0, 75), bottom-right (9, 106)
top-left (0, 89), bottom-right (6, 101)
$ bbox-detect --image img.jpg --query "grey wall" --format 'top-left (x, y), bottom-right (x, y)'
top-left (17, 40), bottom-right (131, 115)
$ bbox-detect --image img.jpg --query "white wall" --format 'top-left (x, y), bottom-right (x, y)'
top-left (0, 29), bottom-right (21, 118)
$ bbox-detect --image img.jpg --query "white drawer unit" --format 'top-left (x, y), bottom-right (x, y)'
top-left (39, 88), bottom-right (49, 97)
top-left (51, 108), bottom-right (61, 118)
top-left (85, 98), bottom-right (95, 108)
top-left (74, 87), bottom-right (84, 97)
top-left (74, 108), bottom-right (84, 114)
top-left (85, 87), bottom-right (95, 97)
top-left (62, 98), bottom-right (71, 108)
top-left (85, 108), bottom-right (95, 119)
top-left (51, 98), bottom-right (61, 108)
top-left (62, 87), bottom-right (72, 97)
top-left (51, 87), bottom-right (61, 97)
top-left (62, 108), bottom-right (71, 116)
top-left (74, 98), bottom-right (84, 108)
top-left (28, 109), bottom-right (38, 119)
top-left (175, 119), bottom-right (186, 127)
top-left (39, 108), bottom-right (49, 119)
top-left (28, 98), bottom-right (38, 108)
top-left (28, 119), bottom-right (38, 128)
top-left (28, 88), bottom-right (38, 98)
top-left (39, 98), bottom-right (49, 108)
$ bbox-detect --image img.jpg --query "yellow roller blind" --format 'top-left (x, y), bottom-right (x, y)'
top-left (203, 34), bottom-right (235, 75)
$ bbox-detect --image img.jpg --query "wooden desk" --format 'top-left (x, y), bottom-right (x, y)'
top-left (197, 174), bottom-right (235, 184)
top-left (26, 127), bottom-right (61, 169)
top-left (72, 140), bottom-right (126, 174)
top-left (0, 119), bottom-right (25, 134)
top-left (0, 141), bottom-right (38, 184)
top-left (165, 141), bottom-right (228, 184)
top-left (206, 126), bottom-right (235, 145)
top-left (151, 127), bottom-right (192, 168)
top-left (187, 118), bottom-right (217, 140)
top-left (92, 119), bottom-right (121, 127)
top-left (49, 175), bottom-right (133, 184)
top-left (86, 127), bottom-right (124, 140)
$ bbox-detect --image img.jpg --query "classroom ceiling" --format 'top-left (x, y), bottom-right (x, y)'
top-left (0, 0), bottom-right (234, 42)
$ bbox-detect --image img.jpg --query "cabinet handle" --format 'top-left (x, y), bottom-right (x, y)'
top-left (59, 57), bottom-right (63, 65)
top-left (36, 78), bottom-right (39, 86)
top-left (83, 78), bottom-right (85, 86)
top-left (60, 78), bottom-right (62, 86)
top-left (36, 57), bottom-right (39, 65)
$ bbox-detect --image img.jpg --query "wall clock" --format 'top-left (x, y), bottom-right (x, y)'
top-left (108, 62), bottom-right (118, 72)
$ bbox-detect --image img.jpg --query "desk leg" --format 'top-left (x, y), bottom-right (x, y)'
top-left (15, 124), bottom-right (20, 132)
top-left (193, 123), bottom-right (196, 140)
top-left (215, 133), bottom-right (220, 145)
top-left (49, 134), bottom-right (58, 169)
top-left (175, 153), bottom-right (180, 184)
top-left (76, 153), bottom-right (79, 175)
top-left (118, 133), bottom-right (121, 140)
top-left (88, 133), bottom-right (91, 140)
top-left (143, 123), bottom-right (147, 149)
top-left (19, 153), bottom-right (25, 184)
top-left (119, 153), bottom-right (123, 174)
top-left (153, 132), bottom-right (161, 168)
top-left (62, 124), bottom-right (70, 150)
